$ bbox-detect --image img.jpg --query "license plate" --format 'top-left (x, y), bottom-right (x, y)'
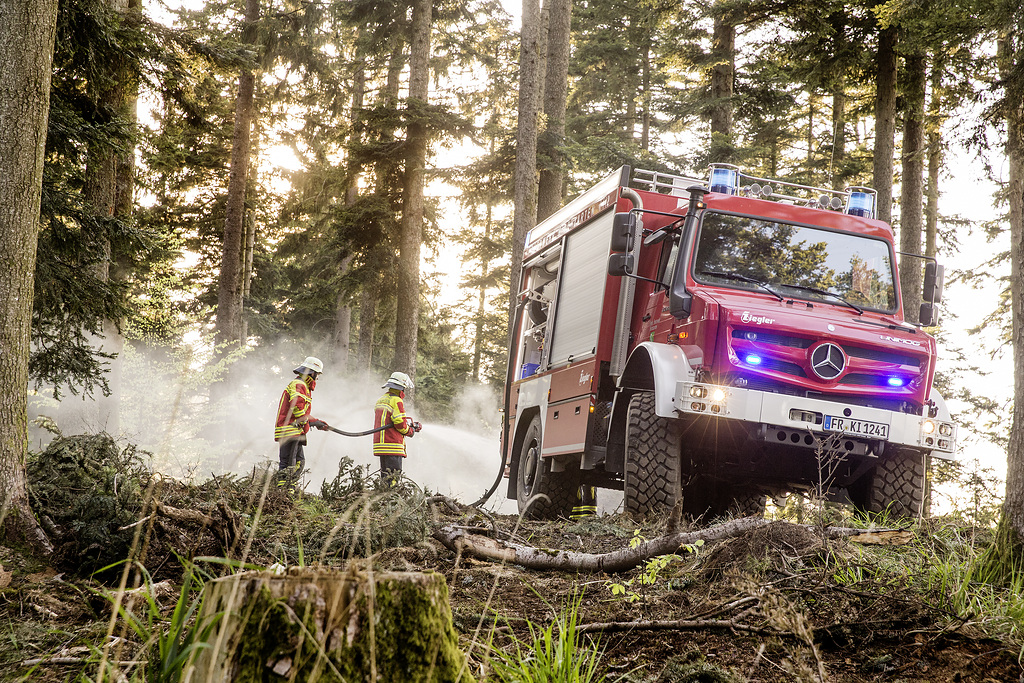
top-left (823, 415), bottom-right (889, 439)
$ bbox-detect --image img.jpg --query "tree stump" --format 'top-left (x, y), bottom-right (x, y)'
top-left (187, 567), bottom-right (472, 682)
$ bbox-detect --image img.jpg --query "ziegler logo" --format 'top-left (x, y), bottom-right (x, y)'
top-left (579, 369), bottom-right (593, 386)
top-left (880, 335), bottom-right (922, 347)
top-left (740, 311), bottom-right (775, 325)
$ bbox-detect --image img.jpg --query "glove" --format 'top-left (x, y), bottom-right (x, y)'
top-left (309, 418), bottom-right (329, 431)
top-left (412, 421), bottom-right (423, 433)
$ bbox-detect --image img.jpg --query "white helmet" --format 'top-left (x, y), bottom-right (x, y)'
top-left (293, 356), bottom-right (324, 376)
top-left (383, 371), bottom-right (414, 391)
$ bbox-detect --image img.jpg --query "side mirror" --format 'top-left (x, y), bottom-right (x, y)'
top-left (923, 262), bottom-right (944, 304)
top-left (610, 212), bottom-right (637, 252)
top-left (919, 302), bottom-right (939, 327)
top-left (608, 252), bottom-right (635, 276)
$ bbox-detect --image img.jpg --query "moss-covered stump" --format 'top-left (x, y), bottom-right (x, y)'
top-left (188, 567), bottom-right (473, 682)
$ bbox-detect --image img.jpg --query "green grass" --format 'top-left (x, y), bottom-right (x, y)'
top-left (90, 559), bottom-right (222, 683)
top-left (487, 592), bottom-right (604, 683)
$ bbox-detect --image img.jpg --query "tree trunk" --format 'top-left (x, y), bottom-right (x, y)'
top-left (472, 204), bottom-right (493, 382)
top-left (899, 52), bottom-right (926, 324)
top-left (988, 23), bottom-right (1024, 581)
top-left (356, 284), bottom-right (378, 371)
top-left (216, 0), bottom-right (260, 351)
top-left (641, 40), bottom-right (651, 152)
top-left (806, 93), bottom-right (815, 166)
top-left (709, 12), bottom-right (735, 162)
top-left (509, 0), bottom-right (542, 338)
top-left (873, 25), bottom-right (898, 224)
top-left (924, 60), bottom-right (943, 259)
top-left (393, 0), bottom-right (431, 386)
top-left (536, 0), bottom-right (570, 222)
top-left (188, 569), bottom-right (470, 682)
top-left (0, 0), bottom-right (59, 553)
top-left (331, 62), bottom-right (366, 372)
top-left (831, 90), bottom-right (846, 190)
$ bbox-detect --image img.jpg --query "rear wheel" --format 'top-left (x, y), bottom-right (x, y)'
top-left (624, 392), bottom-right (684, 516)
top-left (515, 416), bottom-right (578, 519)
top-left (848, 449), bottom-right (926, 519)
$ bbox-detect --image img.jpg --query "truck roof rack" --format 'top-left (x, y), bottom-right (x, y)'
top-left (632, 164), bottom-right (877, 219)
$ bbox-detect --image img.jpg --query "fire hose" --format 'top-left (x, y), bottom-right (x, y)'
top-left (319, 421), bottom-right (422, 438)
top-left (468, 298), bottom-right (525, 508)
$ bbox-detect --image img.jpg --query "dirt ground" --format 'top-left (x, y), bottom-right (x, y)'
top-left (2, 454), bottom-right (1022, 682)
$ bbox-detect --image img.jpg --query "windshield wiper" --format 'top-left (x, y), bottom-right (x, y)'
top-left (782, 284), bottom-right (864, 315)
top-left (699, 270), bottom-right (784, 302)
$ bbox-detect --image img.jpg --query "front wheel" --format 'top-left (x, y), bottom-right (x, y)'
top-left (848, 449), bottom-right (926, 519)
top-left (515, 416), bottom-right (578, 519)
top-left (624, 392), bottom-right (684, 516)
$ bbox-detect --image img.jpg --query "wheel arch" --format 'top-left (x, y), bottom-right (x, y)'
top-left (505, 406), bottom-right (542, 500)
top-left (605, 342), bottom-right (700, 474)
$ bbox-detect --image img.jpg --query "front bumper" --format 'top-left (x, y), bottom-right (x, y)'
top-left (672, 380), bottom-right (957, 460)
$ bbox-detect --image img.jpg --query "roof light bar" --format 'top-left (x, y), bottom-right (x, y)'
top-left (708, 164), bottom-right (740, 195)
top-left (845, 187), bottom-right (876, 219)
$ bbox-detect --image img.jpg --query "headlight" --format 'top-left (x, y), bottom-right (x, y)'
top-left (922, 420), bottom-right (936, 435)
top-left (939, 423), bottom-right (953, 436)
top-left (712, 388), bottom-right (726, 402)
top-left (689, 386), bottom-right (708, 399)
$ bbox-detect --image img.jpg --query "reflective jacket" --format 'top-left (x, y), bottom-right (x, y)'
top-left (373, 391), bottom-right (414, 457)
top-left (275, 377), bottom-right (313, 442)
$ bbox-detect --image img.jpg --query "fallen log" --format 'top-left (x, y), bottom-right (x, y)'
top-left (187, 566), bottom-right (472, 683)
top-left (432, 518), bottom-right (907, 573)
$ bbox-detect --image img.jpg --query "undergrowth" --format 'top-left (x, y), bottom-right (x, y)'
top-left (487, 592), bottom-right (604, 683)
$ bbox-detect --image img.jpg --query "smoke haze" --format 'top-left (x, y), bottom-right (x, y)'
top-left (32, 340), bottom-right (517, 514)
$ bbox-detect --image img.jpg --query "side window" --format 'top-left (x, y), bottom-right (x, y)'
top-left (657, 238), bottom-right (680, 284)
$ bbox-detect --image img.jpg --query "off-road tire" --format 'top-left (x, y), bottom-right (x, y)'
top-left (515, 416), bottom-right (578, 519)
top-left (849, 449), bottom-right (926, 519)
top-left (624, 392), bottom-right (684, 517)
top-left (726, 488), bottom-right (766, 518)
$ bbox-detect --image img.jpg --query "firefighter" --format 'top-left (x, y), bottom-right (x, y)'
top-left (373, 371), bottom-right (422, 484)
top-left (274, 356), bottom-right (330, 493)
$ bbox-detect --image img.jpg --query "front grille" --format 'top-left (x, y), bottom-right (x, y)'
top-left (725, 375), bottom-right (917, 413)
top-left (759, 357), bottom-right (807, 377)
top-left (842, 344), bottom-right (921, 367)
top-left (839, 373), bottom-right (891, 387)
top-left (732, 330), bottom-right (812, 349)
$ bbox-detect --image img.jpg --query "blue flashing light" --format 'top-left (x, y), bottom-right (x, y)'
top-left (846, 191), bottom-right (875, 219)
top-left (709, 167), bottom-right (739, 195)
top-left (744, 354), bottom-right (762, 366)
top-left (887, 376), bottom-right (905, 387)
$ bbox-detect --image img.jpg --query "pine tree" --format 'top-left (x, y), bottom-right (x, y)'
top-left (0, 0), bottom-right (59, 552)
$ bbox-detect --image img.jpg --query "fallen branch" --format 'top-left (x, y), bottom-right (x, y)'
top-left (432, 518), bottom-right (907, 573)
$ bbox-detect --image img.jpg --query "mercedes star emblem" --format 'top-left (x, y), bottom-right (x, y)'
top-left (810, 343), bottom-right (846, 380)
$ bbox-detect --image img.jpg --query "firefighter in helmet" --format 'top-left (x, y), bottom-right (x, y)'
top-left (274, 356), bottom-right (330, 493)
top-left (373, 371), bottom-right (422, 484)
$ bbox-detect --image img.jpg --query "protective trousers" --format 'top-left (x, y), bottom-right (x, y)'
top-left (278, 439), bottom-right (305, 494)
top-left (379, 454), bottom-right (403, 487)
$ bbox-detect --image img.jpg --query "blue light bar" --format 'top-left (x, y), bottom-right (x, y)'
top-left (709, 167), bottom-right (739, 195)
top-left (846, 191), bottom-right (875, 219)
top-left (887, 377), bottom-right (904, 387)
top-left (745, 354), bottom-right (762, 366)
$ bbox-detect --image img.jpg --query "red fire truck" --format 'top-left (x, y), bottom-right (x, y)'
top-left (502, 164), bottom-right (956, 519)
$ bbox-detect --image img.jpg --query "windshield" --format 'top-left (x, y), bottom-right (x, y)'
top-left (692, 212), bottom-right (897, 312)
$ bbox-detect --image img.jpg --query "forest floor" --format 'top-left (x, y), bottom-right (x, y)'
top-left (1, 435), bottom-right (1022, 682)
